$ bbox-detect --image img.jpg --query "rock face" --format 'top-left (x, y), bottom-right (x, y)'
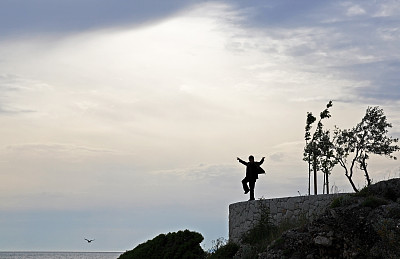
top-left (260, 178), bottom-right (400, 259)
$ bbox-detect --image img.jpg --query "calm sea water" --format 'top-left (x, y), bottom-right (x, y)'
top-left (0, 252), bottom-right (122, 259)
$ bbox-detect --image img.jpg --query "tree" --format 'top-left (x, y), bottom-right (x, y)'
top-left (333, 127), bottom-right (358, 192)
top-left (304, 101), bottom-right (334, 195)
top-left (333, 106), bottom-right (399, 192)
top-left (318, 130), bottom-right (337, 194)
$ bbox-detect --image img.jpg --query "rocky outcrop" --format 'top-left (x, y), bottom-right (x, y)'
top-left (260, 178), bottom-right (400, 259)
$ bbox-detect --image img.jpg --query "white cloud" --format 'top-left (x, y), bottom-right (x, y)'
top-left (346, 4), bottom-right (366, 16)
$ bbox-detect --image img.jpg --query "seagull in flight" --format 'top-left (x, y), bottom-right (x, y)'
top-left (85, 238), bottom-right (95, 243)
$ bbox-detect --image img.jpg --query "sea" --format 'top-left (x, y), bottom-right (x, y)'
top-left (0, 252), bottom-right (123, 259)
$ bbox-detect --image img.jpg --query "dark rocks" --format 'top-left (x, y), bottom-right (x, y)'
top-left (314, 235), bottom-right (332, 246)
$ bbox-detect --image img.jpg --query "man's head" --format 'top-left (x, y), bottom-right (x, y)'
top-left (249, 155), bottom-right (254, 162)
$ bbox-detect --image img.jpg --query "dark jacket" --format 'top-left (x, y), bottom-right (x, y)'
top-left (238, 157), bottom-right (265, 181)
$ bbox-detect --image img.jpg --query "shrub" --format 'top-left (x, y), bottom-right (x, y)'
top-left (240, 199), bottom-right (309, 256)
top-left (362, 196), bottom-right (388, 209)
top-left (207, 242), bottom-right (239, 259)
top-left (330, 195), bottom-right (354, 208)
top-left (353, 186), bottom-right (371, 197)
top-left (330, 197), bottom-right (343, 208)
top-left (241, 203), bottom-right (276, 245)
top-left (118, 229), bottom-right (205, 259)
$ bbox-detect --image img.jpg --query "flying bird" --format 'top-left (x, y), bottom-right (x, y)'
top-left (85, 238), bottom-right (95, 243)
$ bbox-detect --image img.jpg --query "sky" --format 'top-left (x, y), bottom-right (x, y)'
top-left (0, 0), bottom-right (399, 252)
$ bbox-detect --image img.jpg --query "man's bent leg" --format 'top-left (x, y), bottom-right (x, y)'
top-left (242, 178), bottom-right (250, 194)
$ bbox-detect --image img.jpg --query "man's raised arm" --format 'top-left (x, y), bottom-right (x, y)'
top-left (237, 157), bottom-right (247, 165)
top-left (258, 157), bottom-right (265, 165)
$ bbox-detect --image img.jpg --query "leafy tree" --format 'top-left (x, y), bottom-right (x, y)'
top-left (333, 106), bottom-right (399, 192)
top-left (304, 101), bottom-right (334, 195)
top-left (118, 229), bottom-right (205, 259)
top-left (318, 129), bottom-right (337, 194)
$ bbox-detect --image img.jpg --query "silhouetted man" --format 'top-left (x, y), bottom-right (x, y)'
top-left (237, 155), bottom-right (265, 201)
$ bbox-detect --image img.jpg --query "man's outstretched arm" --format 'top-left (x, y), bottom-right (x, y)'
top-left (237, 157), bottom-right (247, 165)
top-left (258, 157), bottom-right (265, 165)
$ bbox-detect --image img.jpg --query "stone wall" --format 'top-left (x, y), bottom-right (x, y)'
top-left (229, 194), bottom-right (346, 244)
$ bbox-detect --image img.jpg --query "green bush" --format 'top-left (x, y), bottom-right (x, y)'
top-left (330, 195), bottom-right (354, 208)
top-left (269, 236), bottom-right (284, 249)
top-left (240, 200), bottom-right (309, 257)
top-left (207, 242), bottom-right (239, 259)
top-left (241, 204), bottom-right (276, 246)
top-left (362, 196), bottom-right (388, 209)
top-left (353, 186), bottom-right (371, 197)
top-left (118, 229), bottom-right (205, 259)
top-left (330, 197), bottom-right (343, 208)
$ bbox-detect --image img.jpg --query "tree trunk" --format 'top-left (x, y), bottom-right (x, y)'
top-left (339, 159), bottom-right (359, 193)
top-left (313, 154), bottom-right (317, 195)
top-left (308, 154), bottom-right (311, 196)
top-left (365, 169), bottom-right (372, 186)
top-left (346, 174), bottom-right (359, 192)
top-left (348, 152), bottom-right (359, 192)
top-left (326, 171), bottom-right (329, 194)
top-left (360, 158), bottom-right (372, 186)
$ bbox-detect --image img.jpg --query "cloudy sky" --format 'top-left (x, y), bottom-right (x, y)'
top-left (1, 0), bottom-right (399, 252)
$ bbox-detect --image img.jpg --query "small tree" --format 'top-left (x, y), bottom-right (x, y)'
top-left (319, 129), bottom-right (337, 194)
top-left (305, 112), bottom-right (317, 195)
top-left (304, 101), bottom-right (333, 195)
top-left (333, 127), bottom-right (359, 192)
top-left (333, 106), bottom-right (399, 192)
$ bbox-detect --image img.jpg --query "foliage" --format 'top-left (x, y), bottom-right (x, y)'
top-left (333, 106), bottom-right (399, 192)
top-left (118, 229), bottom-right (205, 259)
top-left (241, 202), bottom-right (276, 246)
top-left (361, 196), bottom-right (388, 208)
top-left (207, 237), bottom-right (227, 254)
top-left (352, 186), bottom-right (371, 197)
top-left (304, 101), bottom-right (336, 195)
top-left (330, 195), bottom-right (355, 208)
top-left (206, 239), bottom-right (239, 259)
